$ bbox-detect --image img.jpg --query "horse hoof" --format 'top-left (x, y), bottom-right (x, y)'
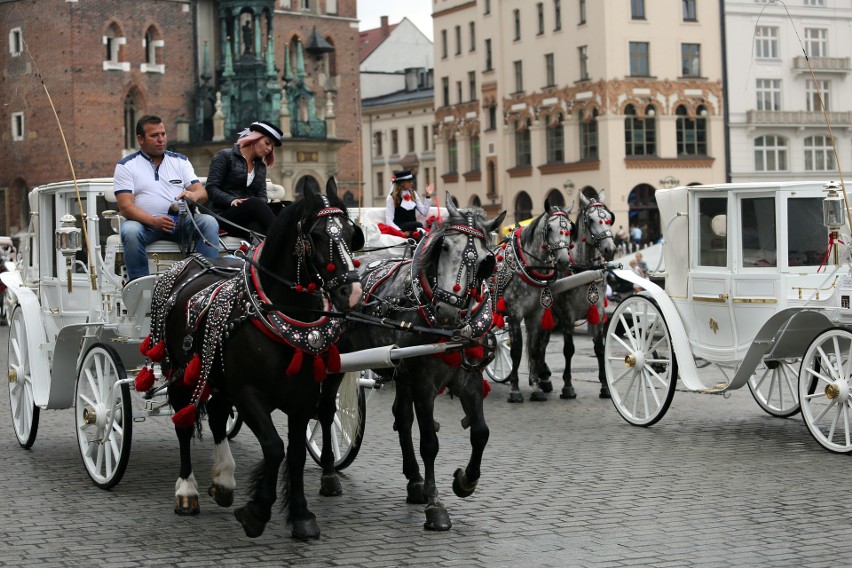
top-left (530, 391), bottom-right (548, 402)
top-left (600, 386), bottom-right (611, 399)
top-left (174, 494), bottom-right (200, 516)
top-left (234, 506), bottom-right (267, 538)
top-left (320, 473), bottom-right (343, 497)
top-left (291, 516), bottom-right (321, 540)
top-left (407, 480), bottom-right (427, 504)
top-left (433, 420), bottom-right (441, 433)
top-left (539, 379), bottom-right (553, 393)
top-left (424, 503), bottom-right (452, 531)
top-left (507, 392), bottom-right (524, 403)
top-left (452, 467), bottom-right (478, 498)
top-left (560, 387), bottom-right (577, 399)
top-left (208, 484), bottom-right (234, 508)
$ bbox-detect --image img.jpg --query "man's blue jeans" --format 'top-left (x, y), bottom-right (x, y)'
top-left (120, 214), bottom-right (219, 281)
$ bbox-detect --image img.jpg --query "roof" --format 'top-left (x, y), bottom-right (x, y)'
top-left (359, 21), bottom-right (399, 64)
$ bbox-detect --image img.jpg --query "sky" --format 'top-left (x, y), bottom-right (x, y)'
top-left (357, 0), bottom-right (434, 41)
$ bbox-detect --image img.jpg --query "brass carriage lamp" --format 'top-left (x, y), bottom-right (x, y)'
top-left (823, 181), bottom-right (845, 231)
top-left (55, 214), bottom-right (82, 293)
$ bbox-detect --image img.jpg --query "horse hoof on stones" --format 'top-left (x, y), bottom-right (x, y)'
top-left (174, 494), bottom-right (200, 515)
top-left (560, 386), bottom-right (577, 399)
top-left (452, 467), bottom-right (477, 498)
top-left (600, 385), bottom-right (611, 399)
top-left (208, 483), bottom-right (234, 508)
top-left (433, 420), bottom-right (441, 433)
top-left (530, 391), bottom-right (548, 402)
top-left (539, 379), bottom-right (553, 393)
top-left (291, 516), bottom-right (321, 540)
top-left (320, 473), bottom-right (343, 497)
top-left (407, 480), bottom-right (427, 504)
top-left (234, 506), bottom-right (267, 539)
top-left (424, 503), bottom-right (452, 531)
top-left (507, 392), bottom-right (524, 403)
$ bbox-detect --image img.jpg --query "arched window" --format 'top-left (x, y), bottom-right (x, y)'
top-left (624, 104), bottom-right (656, 156)
top-left (754, 135), bottom-right (788, 171)
top-left (580, 109), bottom-right (598, 160)
top-left (324, 35), bottom-right (337, 77)
top-left (804, 135), bottom-right (835, 171)
top-left (546, 115), bottom-right (564, 163)
top-left (103, 21), bottom-right (129, 72)
top-left (514, 191), bottom-right (533, 222)
top-left (123, 91), bottom-right (139, 151)
top-left (141, 26), bottom-right (164, 73)
top-left (676, 105), bottom-right (707, 156)
top-left (545, 189), bottom-right (565, 207)
top-left (515, 119), bottom-right (531, 166)
top-left (343, 191), bottom-right (356, 208)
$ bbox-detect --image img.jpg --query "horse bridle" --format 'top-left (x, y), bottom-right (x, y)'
top-left (542, 208), bottom-right (574, 257)
top-left (294, 197), bottom-right (362, 293)
top-left (583, 201), bottom-right (615, 247)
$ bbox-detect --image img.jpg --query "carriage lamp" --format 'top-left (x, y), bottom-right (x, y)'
top-left (823, 181), bottom-right (845, 231)
top-left (55, 214), bottom-right (82, 293)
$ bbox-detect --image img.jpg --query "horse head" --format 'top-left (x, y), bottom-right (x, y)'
top-left (414, 192), bottom-right (506, 327)
top-left (541, 198), bottom-right (575, 273)
top-left (578, 191), bottom-right (617, 261)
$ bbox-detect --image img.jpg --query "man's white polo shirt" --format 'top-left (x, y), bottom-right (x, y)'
top-left (113, 150), bottom-right (200, 217)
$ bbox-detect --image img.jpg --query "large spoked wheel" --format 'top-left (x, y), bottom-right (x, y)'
top-left (75, 343), bottom-right (133, 488)
top-left (485, 327), bottom-right (512, 383)
top-left (604, 295), bottom-right (678, 427)
top-left (306, 374), bottom-right (367, 471)
top-left (747, 359), bottom-right (801, 417)
top-left (798, 327), bottom-right (852, 453)
top-left (8, 306), bottom-right (39, 448)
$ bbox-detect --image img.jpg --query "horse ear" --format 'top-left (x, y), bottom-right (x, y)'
top-left (325, 176), bottom-right (339, 199)
top-left (486, 210), bottom-right (508, 234)
top-left (598, 189), bottom-right (606, 204)
top-left (445, 191), bottom-right (459, 217)
top-left (579, 192), bottom-right (590, 208)
top-left (544, 198), bottom-right (551, 212)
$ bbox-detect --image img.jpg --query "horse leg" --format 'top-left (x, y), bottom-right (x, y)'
top-left (594, 326), bottom-right (610, 398)
top-left (506, 320), bottom-right (525, 403)
top-left (412, 393), bottom-right (451, 531)
top-left (560, 328), bottom-right (577, 399)
top-left (392, 383), bottom-right (426, 503)
top-left (207, 396), bottom-right (236, 507)
top-left (170, 383), bottom-right (200, 516)
top-left (527, 326), bottom-right (549, 402)
top-left (452, 372), bottom-right (489, 500)
top-left (317, 374), bottom-right (343, 497)
top-left (285, 413), bottom-right (321, 540)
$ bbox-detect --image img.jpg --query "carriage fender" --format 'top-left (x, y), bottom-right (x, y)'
top-left (2, 279), bottom-right (53, 408)
top-left (0, 268), bottom-right (22, 291)
top-left (612, 269), bottom-right (707, 391)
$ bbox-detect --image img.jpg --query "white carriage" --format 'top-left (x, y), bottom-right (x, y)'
top-left (605, 180), bottom-right (852, 453)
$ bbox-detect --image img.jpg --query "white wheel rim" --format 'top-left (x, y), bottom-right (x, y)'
top-left (8, 309), bottom-right (34, 443)
top-left (486, 330), bottom-right (512, 380)
top-left (748, 360), bottom-right (800, 415)
top-left (76, 348), bottom-right (127, 483)
top-left (799, 329), bottom-right (852, 452)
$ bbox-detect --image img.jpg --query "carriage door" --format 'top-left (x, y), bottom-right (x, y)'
top-left (688, 195), bottom-right (735, 359)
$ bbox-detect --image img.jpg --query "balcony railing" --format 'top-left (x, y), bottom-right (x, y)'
top-left (793, 56), bottom-right (851, 74)
top-left (746, 110), bottom-right (852, 126)
top-left (291, 119), bottom-right (327, 139)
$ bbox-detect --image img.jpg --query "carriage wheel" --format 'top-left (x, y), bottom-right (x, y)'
top-left (747, 359), bottom-right (801, 417)
top-left (8, 306), bottom-right (39, 448)
top-left (306, 373), bottom-right (368, 471)
top-left (798, 327), bottom-right (852, 453)
top-left (485, 327), bottom-right (512, 383)
top-left (604, 295), bottom-right (678, 427)
top-left (75, 343), bottom-right (133, 488)
top-left (226, 408), bottom-right (242, 440)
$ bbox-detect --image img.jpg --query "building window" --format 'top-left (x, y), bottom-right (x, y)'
top-left (484, 0), bottom-right (490, 15)
top-left (515, 120), bottom-right (532, 167)
top-left (756, 79), bottom-right (781, 111)
top-left (447, 137), bottom-right (458, 173)
top-left (754, 135), bottom-right (788, 171)
top-left (485, 39), bottom-right (493, 70)
top-left (141, 27), bottom-right (165, 73)
top-left (804, 0), bottom-right (825, 5)
top-left (487, 105), bottom-right (497, 131)
top-left (376, 171), bottom-right (384, 197)
top-left (469, 22), bottom-right (476, 52)
top-left (554, 0), bottom-right (562, 31)
top-left (326, 0), bottom-right (337, 14)
top-left (390, 129), bottom-right (398, 155)
top-left (546, 115), bottom-right (564, 163)
top-left (464, 71), bottom-right (475, 101)
top-left (624, 104), bottom-right (656, 156)
top-left (807, 79), bottom-right (830, 111)
top-left (515, 191), bottom-right (533, 222)
top-left (513, 60), bottom-right (523, 93)
top-left (578, 45), bottom-right (589, 80)
top-left (537, 3), bottom-right (545, 35)
top-left (629, 41), bottom-right (650, 76)
top-left (682, 0), bottom-right (697, 21)
top-left (755, 26), bottom-right (778, 59)
top-left (8, 27), bottom-right (22, 57)
top-left (804, 28), bottom-right (827, 57)
top-left (513, 9), bottom-right (521, 40)
top-left (469, 136), bottom-right (481, 171)
top-left (454, 25), bottom-right (461, 55)
top-left (441, 29), bottom-right (447, 58)
top-left (123, 92), bottom-right (138, 150)
top-left (804, 135), bottom-right (835, 171)
top-left (676, 105), bottom-right (707, 156)
top-left (373, 131), bottom-right (383, 157)
top-left (422, 125), bottom-right (430, 151)
top-left (631, 0), bottom-right (645, 19)
top-left (545, 53), bottom-right (555, 86)
top-left (441, 77), bottom-right (449, 107)
top-left (579, 0), bottom-right (586, 24)
top-left (300, 0), bottom-right (310, 10)
top-left (681, 43), bottom-right (700, 77)
top-left (456, 81), bottom-right (463, 104)
top-left (580, 109), bottom-right (598, 160)
top-left (103, 23), bottom-right (129, 71)
top-left (11, 112), bottom-right (24, 142)
top-left (407, 127), bottom-right (415, 153)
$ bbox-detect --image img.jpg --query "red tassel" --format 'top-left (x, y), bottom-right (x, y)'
top-left (587, 304), bottom-right (601, 325)
top-left (541, 306), bottom-right (555, 330)
top-left (313, 355), bottom-right (326, 382)
top-left (172, 404), bottom-right (197, 428)
top-left (325, 343), bottom-right (341, 374)
top-left (139, 334), bottom-right (152, 357)
top-left (183, 354), bottom-right (201, 386)
top-left (482, 378), bottom-right (491, 398)
top-left (438, 386), bottom-right (447, 395)
top-left (465, 346), bottom-right (484, 360)
top-left (286, 349), bottom-right (304, 376)
top-left (147, 340), bottom-right (166, 362)
top-left (494, 312), bottom-right (505, 328)
top-left (134, 366), bottom-right (155, 392)
top-left (496, 297), bottom-right (507, 313)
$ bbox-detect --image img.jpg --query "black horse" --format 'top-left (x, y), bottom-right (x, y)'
top-left (316, 195), bottom-right (506, 531)
top-left (142, 177), bottom-right (363, 540)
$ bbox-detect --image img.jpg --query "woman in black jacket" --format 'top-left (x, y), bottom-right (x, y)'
top-left (205, 121), bottom-right (282, 241)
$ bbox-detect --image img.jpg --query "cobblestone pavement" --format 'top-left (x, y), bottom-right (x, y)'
top-left (1, 325), bottom-right (852, 567)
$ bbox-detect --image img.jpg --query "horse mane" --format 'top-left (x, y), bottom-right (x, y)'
top-left (414, 205), bottom-right (490, 275)
top-left (522, 212), bottom-right (546, 245)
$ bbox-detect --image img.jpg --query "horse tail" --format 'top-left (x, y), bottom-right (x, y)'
top-left (337, 372), bottom-right (364, 440)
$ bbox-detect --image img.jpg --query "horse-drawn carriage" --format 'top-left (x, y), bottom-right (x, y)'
top-left (606, 180), bottom-right (852, 453)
